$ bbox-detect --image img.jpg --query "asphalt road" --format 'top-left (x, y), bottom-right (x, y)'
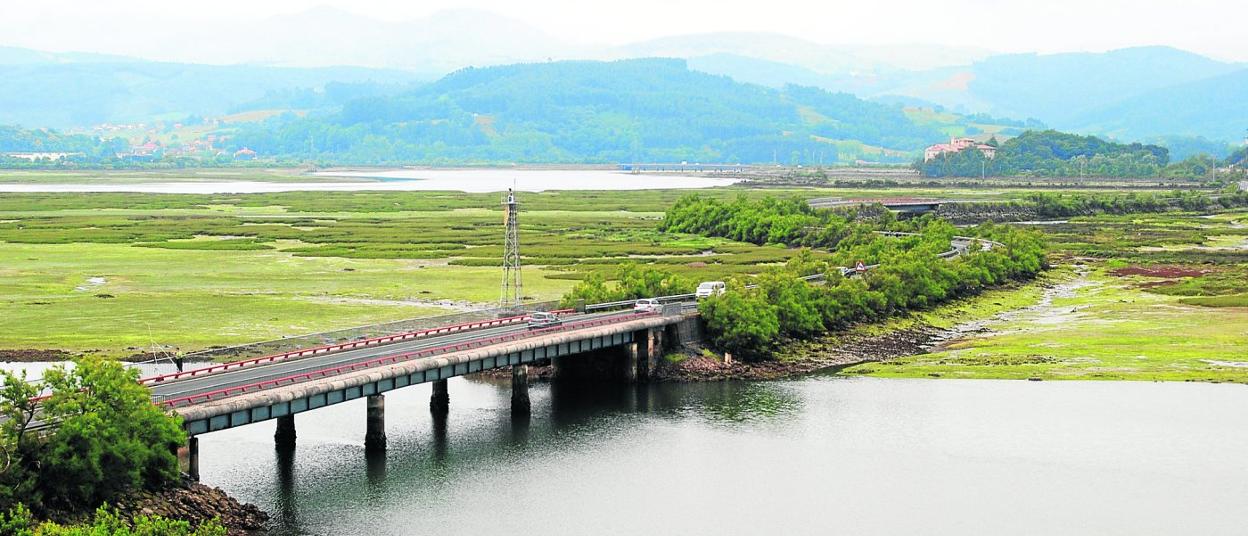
top-left (148, 309), bottom-right (643, 404)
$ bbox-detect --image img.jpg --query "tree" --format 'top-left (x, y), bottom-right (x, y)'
top-left (33, 357), bottom-right (186, 510)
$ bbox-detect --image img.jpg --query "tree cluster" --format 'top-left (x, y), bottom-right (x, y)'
top-left (915, 130), bottom-right (1176, 179)
top-left (697, 223), bottom-right (1046, 358)
top-left (560, 264), bottom-right (695, 306)
top-left (659, 194), bottom-right (901, 252)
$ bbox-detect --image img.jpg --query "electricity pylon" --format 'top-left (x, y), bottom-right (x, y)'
top-left (500, 188), bottom-right (522, 306)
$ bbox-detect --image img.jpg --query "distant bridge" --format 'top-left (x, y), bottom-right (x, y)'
top-left (617, 163), bottom-right (747, 173)
top-left (808, 197), bottom-right (955, 214)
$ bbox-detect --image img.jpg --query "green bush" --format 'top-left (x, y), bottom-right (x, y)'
top-left (0, 358), bottom-right (186, 513)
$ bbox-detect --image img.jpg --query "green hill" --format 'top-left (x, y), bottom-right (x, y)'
top-left (228, 58), bottom-right (950, 164)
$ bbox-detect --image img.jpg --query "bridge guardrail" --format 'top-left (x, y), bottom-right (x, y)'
top-left (158, 310), bottom-right (665, 408)
top-left (138, 307), bottom-right (576, 386)
top-left (584, 294), bottom-right (696, 312)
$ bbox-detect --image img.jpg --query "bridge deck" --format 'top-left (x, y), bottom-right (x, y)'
top-left (164, 310), bottom-right (692, 435)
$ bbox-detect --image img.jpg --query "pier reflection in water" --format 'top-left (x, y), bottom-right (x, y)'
top-left (196, 375), bottom-right (1248, 536)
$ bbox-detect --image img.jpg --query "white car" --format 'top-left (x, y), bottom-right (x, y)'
top-left (527, 311), bottom-right (563, 329)
top-left (695, 281), bottom-right (726, 298)
top-left (634, 298), bottom-right (662, 313)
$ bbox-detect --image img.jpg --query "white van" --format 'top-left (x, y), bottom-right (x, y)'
top-left (695, 281), bottom-right (726, 299)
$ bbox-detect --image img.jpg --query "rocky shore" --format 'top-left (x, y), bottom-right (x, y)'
top-left (653, 324), bottom-right (948, 381)
top-left (109, 480), bottom-right (269, 535)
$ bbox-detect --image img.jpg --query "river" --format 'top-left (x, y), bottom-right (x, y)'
top-left (0, 169), bottom-right (740, 194)
top-left (5, 363), bottom-right (1246, 534)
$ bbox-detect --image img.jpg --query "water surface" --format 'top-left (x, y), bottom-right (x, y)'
top-left (176, 376), bottom-right (1248, 535)
top-left (0, 169), bottom-right (738, 194)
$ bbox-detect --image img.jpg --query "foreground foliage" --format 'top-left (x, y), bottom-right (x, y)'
top-left (0, 358), bottom-right (186, 515)
top-left (0, 504), bottom-right (223, 536)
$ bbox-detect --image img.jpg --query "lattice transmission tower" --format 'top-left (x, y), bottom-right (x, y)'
top-left (500, 188), bottom-right (522, 306)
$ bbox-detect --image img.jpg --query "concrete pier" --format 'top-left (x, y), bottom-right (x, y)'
top-left (178, 436), bottom-right (200, 481)
top-left (511, 365), bottom-right (531, 415)
top-left (364, 394), bottom-right (386, 452)
top-left (430, 379), bottom-right (450, 414)
top-left (274, 414), bottom-right (296, 450)
top-left (624, 342), bottom-right (640, 383)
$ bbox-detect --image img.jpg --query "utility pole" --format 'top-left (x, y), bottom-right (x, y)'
top-left (500, 188), bottom-right (522, 307)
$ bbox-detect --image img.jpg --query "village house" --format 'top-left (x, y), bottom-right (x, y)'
top-left (924, 137), bottom-right (997, 161)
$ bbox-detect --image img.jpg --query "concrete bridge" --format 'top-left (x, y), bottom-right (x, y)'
top-left (152, 306), bottom-right (702, 479)
top-left (808, 197), bottom-right (954, 214)
top-left (616, 163), bottom-right (746, 173)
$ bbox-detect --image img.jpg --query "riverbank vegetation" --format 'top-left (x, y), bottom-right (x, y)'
top-left (656, 195), bottom-right (1048, 358)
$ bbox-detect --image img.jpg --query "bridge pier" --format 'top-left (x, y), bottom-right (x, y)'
top-left (177, 437), bottom-right (200, 481)
top-left (624, 342), bottom-right (640, 383)
top-left (365, 394), bottom-right (386, 452)
top-left (511, 365), bottom-right (531, 416)
top-left (275, 414), bottom-right (296, 450)
top-left (430, 379), bottom-right (450, 414)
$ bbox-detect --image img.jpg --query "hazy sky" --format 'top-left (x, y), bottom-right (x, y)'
top-left (4, 0), bottom-right (1246, 61)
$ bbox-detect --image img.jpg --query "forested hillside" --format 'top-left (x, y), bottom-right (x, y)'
top-left (227, 58), bottom-right (946, 164)
top-left (0, 125), bottom-right (125, 158)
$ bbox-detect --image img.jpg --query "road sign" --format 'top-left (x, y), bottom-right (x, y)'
top-left (855, 260), bottom-right (867, 272)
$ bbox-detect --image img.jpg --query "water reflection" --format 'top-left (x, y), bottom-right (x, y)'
top-left (364, 449), bottom-right (386, 496)
top-left (691, 381), bottom-right (802, 423)
top-left (272, 446), bottom-right (297, 528)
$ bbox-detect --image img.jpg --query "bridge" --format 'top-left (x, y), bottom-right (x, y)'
top-left (616, 163), bottom-right (746, 173)
top-left (133, 305), bottom-right (703, 479)
top-left (808, 197), bottom-right (954, 214)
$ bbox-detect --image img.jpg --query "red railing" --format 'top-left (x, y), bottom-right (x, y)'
top-left (138, 309), bottom-right (576, 386)
top-left (157, 311), bottom-right (657, 409)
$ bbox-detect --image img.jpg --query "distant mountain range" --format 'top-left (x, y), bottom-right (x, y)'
top-left (0, 7), bottom-right (1244, 153)
top-left (686, 46), bottom-right (1248, 148)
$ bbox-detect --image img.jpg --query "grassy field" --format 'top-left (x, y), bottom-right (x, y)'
top-left (0, 188), bottom-right (835, 357)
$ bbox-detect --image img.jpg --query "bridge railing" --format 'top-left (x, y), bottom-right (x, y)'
top-left (159, 310), bottom-right (665, 408)
top-left (584, 293), bottom-right (696, 312)
top-left (139, 307), bottom-right (568, 386)
top-left (174, 301), bottom-right (564, 365)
